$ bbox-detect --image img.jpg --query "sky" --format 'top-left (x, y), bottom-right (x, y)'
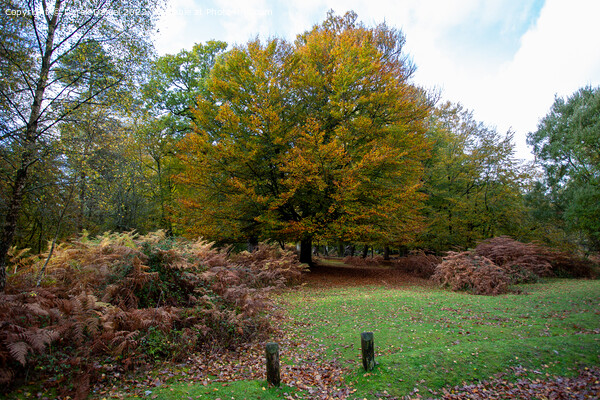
top-left (154, 0), bottom-right (600, 160)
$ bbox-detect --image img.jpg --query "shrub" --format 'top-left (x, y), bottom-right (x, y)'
top-left (546, 251), bottom-right (596, 278)
top-left (431, 252), bottom-right (511, 295)
top-left (432, 237), bottom-right (599, 296)
top-left (231, 244), bottom-right (305, 287)
top-left (1, 231), bottom-right (304, 397)
top-left (474, 236), bottom-right (552, 282)
top-left (343, 255), bottom-right (385, 267)
top-left (475, 236), bottom-right (595, 280)
top-left (392, 251), bottom-right (442, 278)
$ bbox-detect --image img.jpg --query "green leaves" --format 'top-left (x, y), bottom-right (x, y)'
top-left (527, 86), bottom-right (600, 249)
top-left (143, 41), bottom-right (227, 132)
top-left (422, 102), bottom-right (533, 251)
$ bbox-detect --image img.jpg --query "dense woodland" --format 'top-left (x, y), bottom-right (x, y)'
top-left (0, 2), bottom-right (599, 398)
top-left (2, 4), bottom-right (599, 279)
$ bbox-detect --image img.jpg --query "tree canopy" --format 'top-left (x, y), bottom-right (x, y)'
top-left (0, 0), bottom-right (163, 291)
top-left (527, 86), bottom-right (600, 250)
top-left (175, 11), bottom-right (432, 263)
top-left (421, 102), bottom-right (533, 251)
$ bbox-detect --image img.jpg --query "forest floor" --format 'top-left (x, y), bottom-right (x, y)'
top-left (300, 257), bottom-right (435, 289)
top-left (36, 258), bottom-right (600, 399)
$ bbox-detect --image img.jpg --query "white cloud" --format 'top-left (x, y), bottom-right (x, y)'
top-left (154, 0), bottom-right (197, 54)
top-left (469, 0), bottom-right (600, 158)
top-left (213, 0), bottom-right (274, 45)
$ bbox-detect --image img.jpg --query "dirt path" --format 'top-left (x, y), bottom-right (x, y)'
top-left (301, 257), bottom-right (434, 289)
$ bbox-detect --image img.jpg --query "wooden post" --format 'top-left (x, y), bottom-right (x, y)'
top-left (265, 342), bottom-right (280, 386)
top-left (361, 332), bottom-right (375, 371)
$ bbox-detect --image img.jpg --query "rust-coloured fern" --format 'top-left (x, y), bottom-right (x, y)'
top-left (392, 251), bottom-right (442, 278)
top-left (475, 236), bottom-right (596, 280)
top-left (431, 251), bottom-right (510, 295)
top-left (2, 231), bottom-right (304, 397)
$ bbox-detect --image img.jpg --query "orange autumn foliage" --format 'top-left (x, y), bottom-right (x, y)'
top-left (175, 11), bottom-right (432, 251)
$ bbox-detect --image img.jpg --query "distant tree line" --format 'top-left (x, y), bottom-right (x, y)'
top-left (1, 7), bottom-right (598, 289)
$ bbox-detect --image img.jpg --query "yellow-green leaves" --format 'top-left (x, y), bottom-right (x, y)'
top-left (421, 102), bottom-right (533, 251)
top-left (177, 12), bottom-right (432, 248)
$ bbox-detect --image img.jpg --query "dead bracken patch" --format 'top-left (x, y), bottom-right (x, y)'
top-left (1, 231), bottom-right (306, 399)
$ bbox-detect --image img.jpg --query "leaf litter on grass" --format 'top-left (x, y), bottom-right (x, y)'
top-left (431, 366), bottom-right (600, 400)
top-left (90, 261), bottom-right (600, 400)
top-left (89, 309), bottom-right (355, 399)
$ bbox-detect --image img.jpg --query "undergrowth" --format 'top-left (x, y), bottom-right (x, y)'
top-left (392, 250), bottom-right (442, 278)
top-left (433, 236), bottom-right (597, 295)
top-left (431, 251), bottom-right (510, 295)
top-left (0, 231), bottom-right (305, 399)
top-left (342, 255), bottom-right (385, 267)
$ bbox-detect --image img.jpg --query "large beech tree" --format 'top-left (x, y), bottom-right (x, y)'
top-left (176, 12), bottom-right (431, 264)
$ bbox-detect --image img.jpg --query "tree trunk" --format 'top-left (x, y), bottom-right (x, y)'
top-left (0, 0), bottom-right (61, 292)
top-left (37, 219), bottom-right (44, 254)
top-left (156, 156), bottom-right (174, 234)
top-left (157, 156), bottom-right (166, 229)
top-left (383, 246), bottom-right (390, 261)
top-left (164, 177), bottom-right (174, 236)
top-left (0, 161), bottom-right (31, 292)
top-left (247, 236), bottom-right (259, 252)
top-left (78, 170), bottom-right (86, 231)
top-left (361, 244), bottom-right (369, 258)
top-left (299, 237), bottom-right (312, 266)
top-left (398, 246), bottom-right (408, 257)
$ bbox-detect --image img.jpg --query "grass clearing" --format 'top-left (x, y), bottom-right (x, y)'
top-left (282, 279), bottom-right (600, 398)
top-left (131, 379), bottom-right (298, 400)
top-left (96, 277), bottom-right (600, 399)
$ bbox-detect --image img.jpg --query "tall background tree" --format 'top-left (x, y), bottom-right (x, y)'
top-left (527, 86), bottom-right (600, 250)
top-left (420, 102), bottom-right (533, 252)
top-left (0, 0), bottom-right (162, 291)
top-left (176, 11), bottom-right (432, 264)
top-left (137, 41), bottom-right (227, 233)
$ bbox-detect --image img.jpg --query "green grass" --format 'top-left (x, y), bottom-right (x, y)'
top-left (282, 279), bottom-right (600, 398)
top-left (126, 379), bottom-right (298, 399)
top-left (6, 271), bottom-right (598, 400)
top-left (97, 278), bottom-right (600, 399)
